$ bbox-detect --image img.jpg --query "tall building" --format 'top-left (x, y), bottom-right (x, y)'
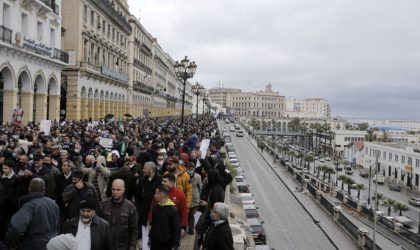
top-left (227, 84), bottom-right (285, 118)
top-left (61, 0), bottom-right (132, 120)
top-left (296, 98), bottom-right (331, 119)
top-left (0, 0), bottom-right (68, 123)
top-left (208, 87), bottom-right (241, 108)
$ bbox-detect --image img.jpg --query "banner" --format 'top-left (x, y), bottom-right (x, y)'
top-left (99, 137), bottom-right (113, 149)
top-left (40, 120), bottom-right (52, 135)
top-left (11, 108), bottom-right (24, 126)
top-left (199, 139), bottom-right (210, 159)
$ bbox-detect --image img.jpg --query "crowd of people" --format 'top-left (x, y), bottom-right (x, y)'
top-left (0, 115), bottom-right (234, 250)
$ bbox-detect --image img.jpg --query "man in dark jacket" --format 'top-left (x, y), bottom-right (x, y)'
top-left (62, 170), bottom-right (99, 221)
top-left (5, 178), bottom-right (59, 250)
top-left (202, 202), bottom-right (234, 250)
top-left (100, 179), bottom-right (138, 250)
top-left (62, 197), bottom-right (112, 250)
top-left (148, 185), bottom-right (180, 250)
top-left (136, 161), bottom-right (161, 250)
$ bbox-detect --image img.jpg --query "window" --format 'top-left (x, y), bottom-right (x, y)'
top-left (83, 5), bottom-right (87, 22)
top-left (408, 157), bottom-right (412, 165)
top-left (416, 159), bottom-right (420, 168)
top-left (402, 156), bottom-right (406, 164)
top-left (388, 153), bottom-right (392, 161)
top-left (21, 13), bottom-right (28, 36)
top-left (37, 21), bottom-right (43, 41)
top-left (102, 21), bottom-right (106, 34)
top-left (91, 11), bottom-right (95, 26)
top-left (395, 155), bottom-right (398, 162)
top-left (50, 28), bottom-right (55, 47)
top-left (3, 3), bottom-right (11, 28)
top-left (383, 152), bottom-right (386, 159)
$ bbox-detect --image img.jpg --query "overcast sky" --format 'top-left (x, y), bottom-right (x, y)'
top-left (127, 0), bottom-right (420, 120)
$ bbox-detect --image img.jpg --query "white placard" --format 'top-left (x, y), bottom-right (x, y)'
top-left (199, 139), bottom-right (210, 159)
top-left (40, 120), bottom-right (51, 135)
top-left (99, 137), bottom-right (113, 149)
top-left (68, 50), bottom-right (76, 65)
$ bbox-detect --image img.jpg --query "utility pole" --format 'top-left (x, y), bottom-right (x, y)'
top-left (373, 152), bottom-right (379, 250)
top-left (368, 165), bottom-right (372, 205)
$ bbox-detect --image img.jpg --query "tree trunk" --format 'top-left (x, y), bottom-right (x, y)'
top-left (388, 207), bottom-right (391, 216)
top-left (341, 182), bottom-right (344, 190)
top-left (347, 184), bottom-right (351, 194)
top-left (399, 210), bottom-right (402, 216)
top-left (357, 190), bottom-right (361, 199)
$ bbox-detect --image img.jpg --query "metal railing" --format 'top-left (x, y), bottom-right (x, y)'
top-left (0, 25), bottom-right (12, 44)
top-left (399, 226), bottom-right (420, 245)
top-left (346, 198), bottom-right (358, 210)
top-left (91, 0), bottom-right (132, 34)
top-left (338, 211), bottom-right (359, 239)
top-left (133, 81), bottom-right (154, 94)
top-left (320, 195), bottom-right (334, 215)
top-left (53, 48), bottom-right (68, 63)
top-left (365, 237), bottom-right (382, 250)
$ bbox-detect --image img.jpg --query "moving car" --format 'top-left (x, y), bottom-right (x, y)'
top-left (247, 218), bottom-right (266, 245)
top-left (408, 197), bottom-right (420, 206)
top-left (234, 123), bottom-right (241, 130)
top-left (325, 157), bottom-right (331, 161)
top-left (388, 184), bottom-right (401, 192)
top-left (229, 126), bottom-right (236, 132)
top-left (236, 130), bottom-right (244, 137)
top-left (243, 204), bottom-right (259, 218)
top-left (359, 170), bottom-right (369, 178)
top-left (373, 174), bottom-right (384, 184)
top-left (319, 158), bottom-right (325, 163)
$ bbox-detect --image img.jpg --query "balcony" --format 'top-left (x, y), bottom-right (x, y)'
top-left (91, 0), bottom-right (132, 34)
top-left (52, 47), bottom-right (68, 63)
top-left (101, 66), bottom-right (129, 82)
top-left (0, 25), bottom-right (12, 44)
top-left (133, 81), bottom-right (154, 94)
top-left (133, 59), bottom-right (153, 74)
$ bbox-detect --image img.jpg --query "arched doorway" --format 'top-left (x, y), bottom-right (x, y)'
top-left (80, 87), bottom-right (87, 120)
top-left (0, 66), bottom-right (15, 124)
top-left (47, 77), bottom-right (58, 121)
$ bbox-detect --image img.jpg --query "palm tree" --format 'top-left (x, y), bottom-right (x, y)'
top-left (354, 184), bottom-right (365, 199)
top-left (338, 175), bottom-right (347, 190)
top-left (324, 166), bottom-right (335, 184)
top-left (316, 165), bottom-right (325, 178)
top-left (304, 155), bottom-right (313, 168)
top-left (343, 177), bottom-right (355, 194)
top-left (372, 193), bottom-right (384, 207)
top-left (297, 152), bottom-right (304, 166)
top-left (381, 198), bottom-right (395, 216)
top-left (393, 202), bottom-right (409, 216)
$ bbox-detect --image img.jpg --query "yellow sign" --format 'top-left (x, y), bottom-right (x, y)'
top-left (404, 165), bottom-right (412, 172)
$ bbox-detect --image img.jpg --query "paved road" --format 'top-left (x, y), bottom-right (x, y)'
top-left (227, 126), bottom-right (339, 249)
top-left (280, 147), bottom-right (420, 230)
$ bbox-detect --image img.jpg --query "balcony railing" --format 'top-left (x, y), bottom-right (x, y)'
top-left (0, 25), bottom-right (12, 44)
top-left (133, 81), bottom-right (154, 94)
top-left (53, 48), bottom-right (68, 63)
top-left (92, 0), bottom-right (132, 34)
top-left (133, 59), bottom-right (153, 74)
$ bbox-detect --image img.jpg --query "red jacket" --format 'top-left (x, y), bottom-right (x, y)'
top-left (149, 187), bottom-right (189, 227)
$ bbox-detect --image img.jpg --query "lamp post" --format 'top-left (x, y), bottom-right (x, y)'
top-left (18, 78), bottom-right (22, 108)
top-left (174, 56), bottom-right (197, 128)
top-left (191, 82), bottom-right (204, 118)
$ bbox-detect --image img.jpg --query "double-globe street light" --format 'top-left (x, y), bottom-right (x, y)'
top-left (191, 82), bottom-right (204, 118)
top-left (174, 56), bottom-right (197, 128)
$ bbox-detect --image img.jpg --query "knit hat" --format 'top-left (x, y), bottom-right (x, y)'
top-left (47, 234), bottom-right (77, 250)
top-left (79, 196), bottom-right (97, 211)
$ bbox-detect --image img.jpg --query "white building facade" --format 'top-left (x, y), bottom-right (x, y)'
top-left (347, 142), bottom-right (420, 191)
top-left (0, 0), bottom-right (68, 123)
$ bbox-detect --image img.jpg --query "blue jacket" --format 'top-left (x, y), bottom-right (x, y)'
top-left (5, 192), bottom-right (59, 250)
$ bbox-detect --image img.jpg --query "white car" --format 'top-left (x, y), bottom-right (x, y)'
top-left (235, 175), bottom-right (245, 183)
top-left (229, 154), bottom-right (238, 160)
top-left (229, 159), bottom-right (239, 165)
top-left (239, 193), bottom-right (255, 205)
top-left (319, 158), bottom-right (325, 163)
top-left (325, 157), bottom-right (331, 161)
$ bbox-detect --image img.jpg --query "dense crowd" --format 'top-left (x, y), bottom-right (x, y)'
top-left (0, 115), bottom-right (234, 250)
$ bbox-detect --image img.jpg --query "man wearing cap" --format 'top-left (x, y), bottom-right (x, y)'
top-left (62, 196), bottom-right (112, 250)
top-left (62, 170), bottom-right (99, 221)
top-left (100, 179), bottom-right (138, 250)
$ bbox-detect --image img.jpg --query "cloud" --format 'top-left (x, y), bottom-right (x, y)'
top-left (128, 0), bottom-right (420, 119)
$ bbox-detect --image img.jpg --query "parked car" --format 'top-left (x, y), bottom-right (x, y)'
top-left (234, 123), bottom-right (241, 130)
top-left (388, 184), bottom-right (401, 192)
top-left (373, 174), bottom-right (384, 184)
top-left (235, 175), bottom-right (245, 183)
top-left (247, 218), bottom-right (266, 245)
top-left (229, 159), bottom-right (239, 165)
top-left (229, 154), bottom-right (238, 160)
top-left (319, 158), bottom-right (325, 163)
top-left (325, 157), bottom-right (331, 161)
top-left (359, 170), bottom-right (369, 178)
top-left (225, 119), bottom-right (230, 124)
top-left (394, 216), bottom-right (414, 229)
top-left (229, 126), bottom-right (236, 132)
top-left (243, 204), bottom-right (259, 218)
top-left (236, 130), bottom-right (244, 137)
top-left (408, 197), bottom-right (420, 207)
top-left (237, 183), bottom-right (250, 193)
top-left (239, 193), bottom-right (255, 204)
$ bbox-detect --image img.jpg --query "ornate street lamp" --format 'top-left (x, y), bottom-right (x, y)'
top-left (191, 82), bottom-right (204, 118)
top-left (174, 56), bottom-right (197, 128)
top-left (17, 78), bottom-right (22, 109)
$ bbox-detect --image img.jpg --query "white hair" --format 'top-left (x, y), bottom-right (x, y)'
top-left (213, 202), bottom-right (229, 220)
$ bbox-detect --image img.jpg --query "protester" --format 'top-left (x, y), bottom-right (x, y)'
top-left (100, 179), bottom-right (138, 250)
top-left (186, 162), bottom-right (202, 234)
top-left (62, 197), bottom-right (112, 250)
top-left (5, 178), bottom-right (60, 250)
top-left (148, 185), bottom-right (181, 250)
top-left (202, 202), bottom-right (234, 250)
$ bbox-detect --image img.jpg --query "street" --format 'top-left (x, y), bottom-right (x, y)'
top-left (225, 123), bottom-right (341, 249)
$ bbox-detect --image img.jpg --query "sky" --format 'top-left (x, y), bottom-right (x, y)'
top-left (127, 0), bottom-right (420, 120)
